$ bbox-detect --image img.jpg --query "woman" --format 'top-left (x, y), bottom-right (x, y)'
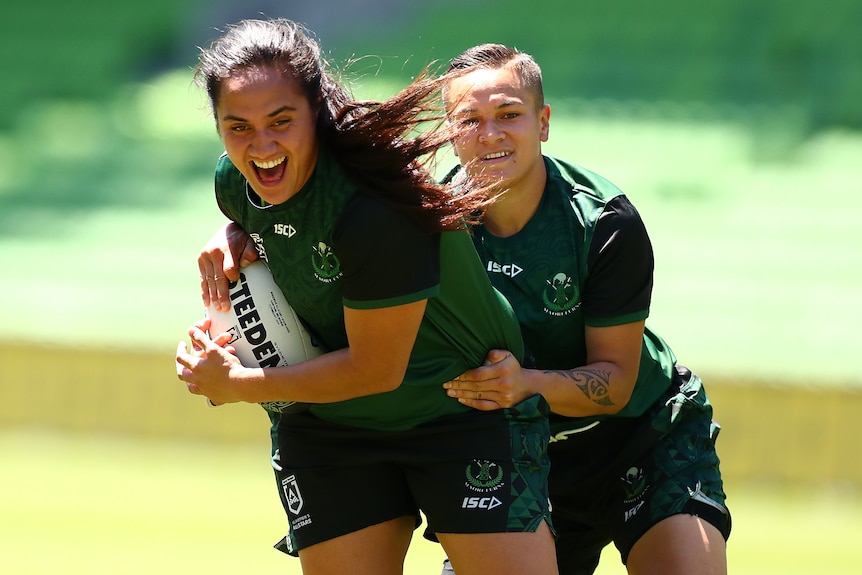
top-left (174, 19), bottom-right (557, 575)
top-left (439, 44), bottom-right (730, 575)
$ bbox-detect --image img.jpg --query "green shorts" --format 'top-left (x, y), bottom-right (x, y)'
top-left (271, 394), bottom-right (552, 556)
top-left (547, 366), bottom-right (731, 574)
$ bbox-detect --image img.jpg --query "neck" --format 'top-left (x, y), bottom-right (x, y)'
top-left (482, 163), bottom-right (547, 238)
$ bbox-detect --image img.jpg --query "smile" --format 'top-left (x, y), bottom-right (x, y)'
top-left (253, 157), bottom-right (286, 169)
top-left (482, 151), bottom-right (510, 160)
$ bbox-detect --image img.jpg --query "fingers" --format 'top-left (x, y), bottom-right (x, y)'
top-left (176, 339), bottom-right (208, 399)
top-left (453, 397), bottom-right (503, 411)
top-left (188, 326), bottom-right (217, 352)
top-left (199, 228), bottom-right (232, 312)
top-left (239, 238), bottom-right (260, 268)
top-left (198, 256), bottom-right (227, 311)
top-left (226, 222), bottom-right (258, 272)
top-left (175, 341), bottom-right (199, 392)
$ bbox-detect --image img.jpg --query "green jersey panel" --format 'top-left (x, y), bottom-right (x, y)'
top-left (471, 156), bottom-right (677, 430)
top-left (214, 148), bottom-right (524, 431)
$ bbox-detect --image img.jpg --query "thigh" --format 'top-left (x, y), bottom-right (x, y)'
top-left (627, 514), bottom-right (727, 575)
top-left (299, 515), bottom-right (416, 575)
top-left (438, 521), bottom-right (559, 575)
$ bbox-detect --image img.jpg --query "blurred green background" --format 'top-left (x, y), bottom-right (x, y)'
top-left (2, 1), bottom-right (861, 573)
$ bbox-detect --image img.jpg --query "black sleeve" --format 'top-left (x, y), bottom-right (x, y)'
top-left (333, 195), bottom-right (440, 304)
top-left (582, 195), bottom-right (654, 325)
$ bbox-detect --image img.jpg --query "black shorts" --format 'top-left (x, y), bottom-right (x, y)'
top-left (271, 394), bottom-right (553, 556)
top-left (548, 366), bottom-right (732, 574)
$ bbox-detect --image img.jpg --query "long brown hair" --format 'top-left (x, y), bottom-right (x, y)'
top-left (194, 18), bottom-right (491, 231)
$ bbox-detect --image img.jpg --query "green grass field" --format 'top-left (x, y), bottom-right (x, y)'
top-left (2, 429), bottom-right (860, 575)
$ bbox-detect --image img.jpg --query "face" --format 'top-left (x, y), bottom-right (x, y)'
top-left (445, 65), bottom-right (549, 192)
top-left (216, 65), bottom-right (319, 205)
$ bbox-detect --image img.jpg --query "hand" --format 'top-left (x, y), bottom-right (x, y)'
top-left (198, 222), bottom-right (258, 312)
top-left (175, 324), bottom-right (247, 406)
top-left (443, 349), bottom-right (532, 411)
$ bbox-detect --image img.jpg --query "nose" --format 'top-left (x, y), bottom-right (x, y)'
top-left (477, 121), bottom-right (504, 144)
top-left (250, 128), bottom-right (278, 156)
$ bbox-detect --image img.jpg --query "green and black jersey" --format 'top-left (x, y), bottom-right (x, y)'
top-left (468, 156), bottom-right (678, 433)
top-left (213, 146), bottom-right (524, 431)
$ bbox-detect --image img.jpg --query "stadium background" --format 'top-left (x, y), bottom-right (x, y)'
top-left (1, 1), bottom-right (861, 573)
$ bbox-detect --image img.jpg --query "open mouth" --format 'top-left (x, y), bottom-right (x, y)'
top-left (253, 157), bottom-right (287, 184)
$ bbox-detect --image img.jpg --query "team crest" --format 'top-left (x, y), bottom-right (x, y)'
top-left (542, 272), bottom-right (579, 316)
top-left (621, 466), bottom-right (649, 502)
top-left (465, 460), bottom-right (505, 492)
top-left (312, 241), bottom-right (342, 282)
top-left (281, 474), bottom-right (304, 514)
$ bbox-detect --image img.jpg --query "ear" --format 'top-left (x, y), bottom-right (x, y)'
top-left (539, 104), bottom-right (551, 143)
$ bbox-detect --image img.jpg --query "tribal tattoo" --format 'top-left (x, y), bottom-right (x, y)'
top-left (546, 368), bottom-right (614, 406)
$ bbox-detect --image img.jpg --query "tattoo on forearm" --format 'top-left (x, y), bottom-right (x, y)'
top-left (546, 368), bottom-right (614, 406)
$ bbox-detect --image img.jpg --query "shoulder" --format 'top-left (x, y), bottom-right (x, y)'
top-left (544, 156), bottom-right (625, 204)
top-left (334, 194), bottom-right (433, 255)
top-left (338, 194), bottom-right (411, 234)
top-left (214, 152), bottom-right (243, 188)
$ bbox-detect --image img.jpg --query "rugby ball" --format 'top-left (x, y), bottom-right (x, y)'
top-left (206, 260), bottom-right (324, 413)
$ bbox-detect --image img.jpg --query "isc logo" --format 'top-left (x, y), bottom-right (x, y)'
top-left (462, 496), bottom-right (502, 510)
top-left (273, 223), bottom-right (297, 237)
top-left (486, 261), bottom-right (523, 278)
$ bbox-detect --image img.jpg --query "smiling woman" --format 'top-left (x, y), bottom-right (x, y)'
top-left (214, 67), bottom-right (320, 205)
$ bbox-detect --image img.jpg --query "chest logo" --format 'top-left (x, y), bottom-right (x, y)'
top-left (486, 260), bottom-right (523, 278)
top-left (273, 223), bottom-right (296, 237)
top-left (312, 241), bottom-right (342, 282)
top-left (542, 272), bottom-right (579, 316)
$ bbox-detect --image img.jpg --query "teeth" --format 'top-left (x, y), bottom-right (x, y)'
top-left (254, 157), bottom-right (286, 169)
top-left (484, 152), bottom-right (508, 160)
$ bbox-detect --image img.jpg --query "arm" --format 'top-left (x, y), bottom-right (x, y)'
top-left (176, 299), bottom-right (427, 405)
top-left (198, 222), bottom-right (259, 312)
top-left (445, 320), bottom-right (643, 416)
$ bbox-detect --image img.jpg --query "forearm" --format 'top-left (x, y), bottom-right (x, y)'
top-left (230, 347), bottom-right (405, 405)
top-left (524, 361), bottom-right (636, 418)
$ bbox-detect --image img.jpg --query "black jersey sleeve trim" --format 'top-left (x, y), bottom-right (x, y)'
top-left (582, 196), bottom-right (654, 325)
top-left (334, 194), bottom-right (441, 306)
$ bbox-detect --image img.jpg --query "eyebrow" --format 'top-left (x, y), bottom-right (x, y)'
top-left (220, 105), bottom-right (297, 123)
top-left (456, 100), bottom-right (522, 116)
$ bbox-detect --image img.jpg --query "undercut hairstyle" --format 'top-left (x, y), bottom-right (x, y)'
top-left (447, 43), bottom-right (545, 109)
top-left (194, 18), bottom-right (492, 232)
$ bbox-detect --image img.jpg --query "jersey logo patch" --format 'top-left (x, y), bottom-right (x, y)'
top-left (282, 474), bottom-right (304, 514)
top-left (465, 459), bottom-right (505, 493)
top-left (543, 272), bottom-right (579, 316)
top-left (312, 241), bottom-right (342, 283)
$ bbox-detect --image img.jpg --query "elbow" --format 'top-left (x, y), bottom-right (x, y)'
top-left (362, 367), bottom-right (406, 395)
top-left (605, 386), bottom-right (633, 414)
top-left (604, 374), bottom-right (636, 414)
top-left (377, 375), bottom-right (403, 393)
